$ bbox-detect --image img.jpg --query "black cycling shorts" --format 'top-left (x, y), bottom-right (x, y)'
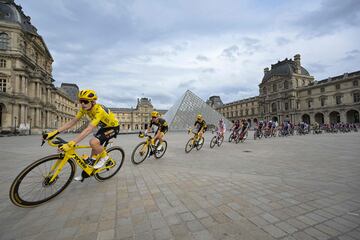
top-left (94, 126), bottom-right (119, 145)
top-left (156, 126), bottom-right (168, 134)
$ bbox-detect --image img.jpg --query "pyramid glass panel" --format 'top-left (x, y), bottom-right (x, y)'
top-left (164, 90), bottom-right (232, 131)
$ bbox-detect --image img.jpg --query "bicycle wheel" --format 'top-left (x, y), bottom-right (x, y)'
top-left (154, 141), bottom-right (167, 159)
top-left (131, 142), bottom-right (149, 165)
top-left (196, 137), bottom-right (204, 150)
top-left (235, 134), bottom-right (241, 144)
top-left (217, 135), bottom-right (224, 147)
top-left (210, 136), bottom-right (217, 148)
top-left (228, 133), bottom-right (234, 142)
top-left (95, 146), bottom-right (125, 181)
top-left (9, 154), bottom-right (75, 207)
top-left (185, 138), bottom-right (194, 153)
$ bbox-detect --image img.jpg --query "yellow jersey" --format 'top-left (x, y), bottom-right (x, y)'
top-left (76, 103), bottom-right (119, 128)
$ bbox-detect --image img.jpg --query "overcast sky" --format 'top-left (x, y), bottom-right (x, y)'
top-left (17, 0), bottom-right (360, 109)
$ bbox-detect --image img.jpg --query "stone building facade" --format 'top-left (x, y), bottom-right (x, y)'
top-left (208, 54), bottom-right (360, 125)
top-left (110, 97), bottom-right (167, 132)
top-left (0, 0), bottom-right (79, 134)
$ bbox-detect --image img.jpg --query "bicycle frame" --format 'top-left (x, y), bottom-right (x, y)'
top-left (46, 138), bottom-right (114, 183)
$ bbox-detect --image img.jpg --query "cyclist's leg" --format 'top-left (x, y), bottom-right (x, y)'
top-left (93, 127), bottom-right (118, 169)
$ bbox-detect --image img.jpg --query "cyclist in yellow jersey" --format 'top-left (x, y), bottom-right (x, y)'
top-left (43, 89), bottom-right (119, 181)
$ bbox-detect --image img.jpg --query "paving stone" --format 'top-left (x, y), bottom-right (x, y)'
top-left (97, 229), bottom-right (115, 240)
top-left (261, 213), bottom-right (280, 224)
top-left (262, 225), bottom-right (287, 238)
top-left (276, 221), bottom-right (298, 234)
top-left (304, 227), bottom-right (331, 240)
top-left (1, 133), bottom-right (360, 240)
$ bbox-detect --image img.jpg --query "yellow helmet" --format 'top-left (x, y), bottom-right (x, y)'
top-left (78, 89), bottom-right (97, 101)
top-left (197, 114), bottom-right (202, 120)
top-left (151, 111), bottom-right (159, 118)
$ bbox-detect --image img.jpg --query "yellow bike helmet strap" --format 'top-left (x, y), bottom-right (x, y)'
top-left (78, 89), bottom-right (98, 101)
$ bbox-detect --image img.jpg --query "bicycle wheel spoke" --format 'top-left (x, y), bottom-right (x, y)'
top-left (10, 155), bottom-right (75, 206)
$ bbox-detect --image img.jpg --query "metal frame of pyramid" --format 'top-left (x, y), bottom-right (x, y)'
top-left (164, 90), bottom-right (233, 131)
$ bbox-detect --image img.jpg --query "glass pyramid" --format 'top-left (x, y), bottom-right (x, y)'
top-left (163, 90), bottom-right (232, 131)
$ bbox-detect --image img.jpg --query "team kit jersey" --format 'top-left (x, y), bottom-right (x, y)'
top-left (150, 118), bottom-right (168, 133)
top-left (194, 120), bottom-right (207, 132)
top-left (76, 104), bottom-right (119, 128)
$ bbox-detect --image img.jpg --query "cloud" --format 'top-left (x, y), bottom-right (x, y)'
top-left (16, 0), bottom-right (360, 109)
top-left (307, 63), bottom-right (330, 74)
top-left (221, 45), bottom-right (240, 61)
top-left (196, 55), bottom-right (209, 61)
top-left (341, 49), bottom-right (360, 61)
top-left (276, 37), bottom-right (291, 46)
top-left (294, 0), bottom-right (360, 37)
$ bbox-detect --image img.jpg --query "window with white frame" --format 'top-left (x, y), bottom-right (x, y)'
top-left (0, 79), bottom-right (6, 92)
top-left (0, 59), bottom-right (6, 68)
top-left (0, 33), bottom-right (9, 49)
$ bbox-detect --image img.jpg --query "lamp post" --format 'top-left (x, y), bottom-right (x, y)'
top-left (14, 116), bottom-right (17, 134)
top-left (29, 117), bottom-right (32, 135)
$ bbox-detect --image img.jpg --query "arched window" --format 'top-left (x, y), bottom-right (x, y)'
top-left (0, 33), bottom-right (9, 49)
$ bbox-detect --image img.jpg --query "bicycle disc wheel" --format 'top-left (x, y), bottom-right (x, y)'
top-left (185, 138), bottom-right (194, 153)
top-left (210, 136), bottom-right (217, 148)
top-left (196, 137), bottom-right (204, 150)
top-left (154, 141), bottom-right (167, 159)
top-left (217, 136), bottom-right (224, 147)
top-left (95, 146), bottom-right (125, 181)
top-left (9, 154), bottom-right (75, 207)
top-left (131, 142), bottom-right (149, 165)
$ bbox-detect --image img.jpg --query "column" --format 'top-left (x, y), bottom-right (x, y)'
top-left (324, 112), bottom-right (330, 124)
top-left (340, 110), bottom-right (346, 123)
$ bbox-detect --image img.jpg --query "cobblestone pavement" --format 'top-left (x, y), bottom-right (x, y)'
top-left (0, 132), bottom-right (359, 240)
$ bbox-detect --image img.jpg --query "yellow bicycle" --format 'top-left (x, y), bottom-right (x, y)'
top-left (9, 134), bottom-right (124, 207)
top-left (131, 131), bottom-right (168, 164)
top-left (185, 128), bottom-right (205, 153)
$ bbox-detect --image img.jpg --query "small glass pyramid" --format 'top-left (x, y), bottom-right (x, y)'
top-left (163, 90), bottom-right (232, 131)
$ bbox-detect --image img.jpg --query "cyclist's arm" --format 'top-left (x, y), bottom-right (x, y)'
top-left (57, 118), bottom-right (79, 133)
top-left (72, 123), bottom-right (97, 144)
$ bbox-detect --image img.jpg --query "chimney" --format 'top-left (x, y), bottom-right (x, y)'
top-left (264, 67), bottom-right (269, 75)
top-left (294, 54), bottom-right (301, 74)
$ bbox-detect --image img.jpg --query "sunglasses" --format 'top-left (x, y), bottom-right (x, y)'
top-left (79, 100), bottom-right (90, 104)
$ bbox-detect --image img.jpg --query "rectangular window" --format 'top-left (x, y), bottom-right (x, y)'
top-left (336, 84), bottom-right (340, 90)
top-left (354, 92), bottom-right (360, 103)
top-left (245, 109), bottom-right (248, 116)
top-left (0, 59), bottom-right (6, 68)
top-left (320, 87), bottom-right (325, 93)
top-left (336, 96), bottom-right (342, 105)
top-left (285, 102), bottom-right (289, 110)
top-left (321, 98), bottom-right (326, 107)
top-left (273, 83), bottom-right (277, 92)
top-left (0, 79), bottom-right (6, 92)
top-left (307, 89), bottom-right (311, 95)
top-left (251, 108), bottom-right (254, 115)
top-left (353, 80), bottom-right (359, 87)
top-left (308, 100), bottom-right (312, 108)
